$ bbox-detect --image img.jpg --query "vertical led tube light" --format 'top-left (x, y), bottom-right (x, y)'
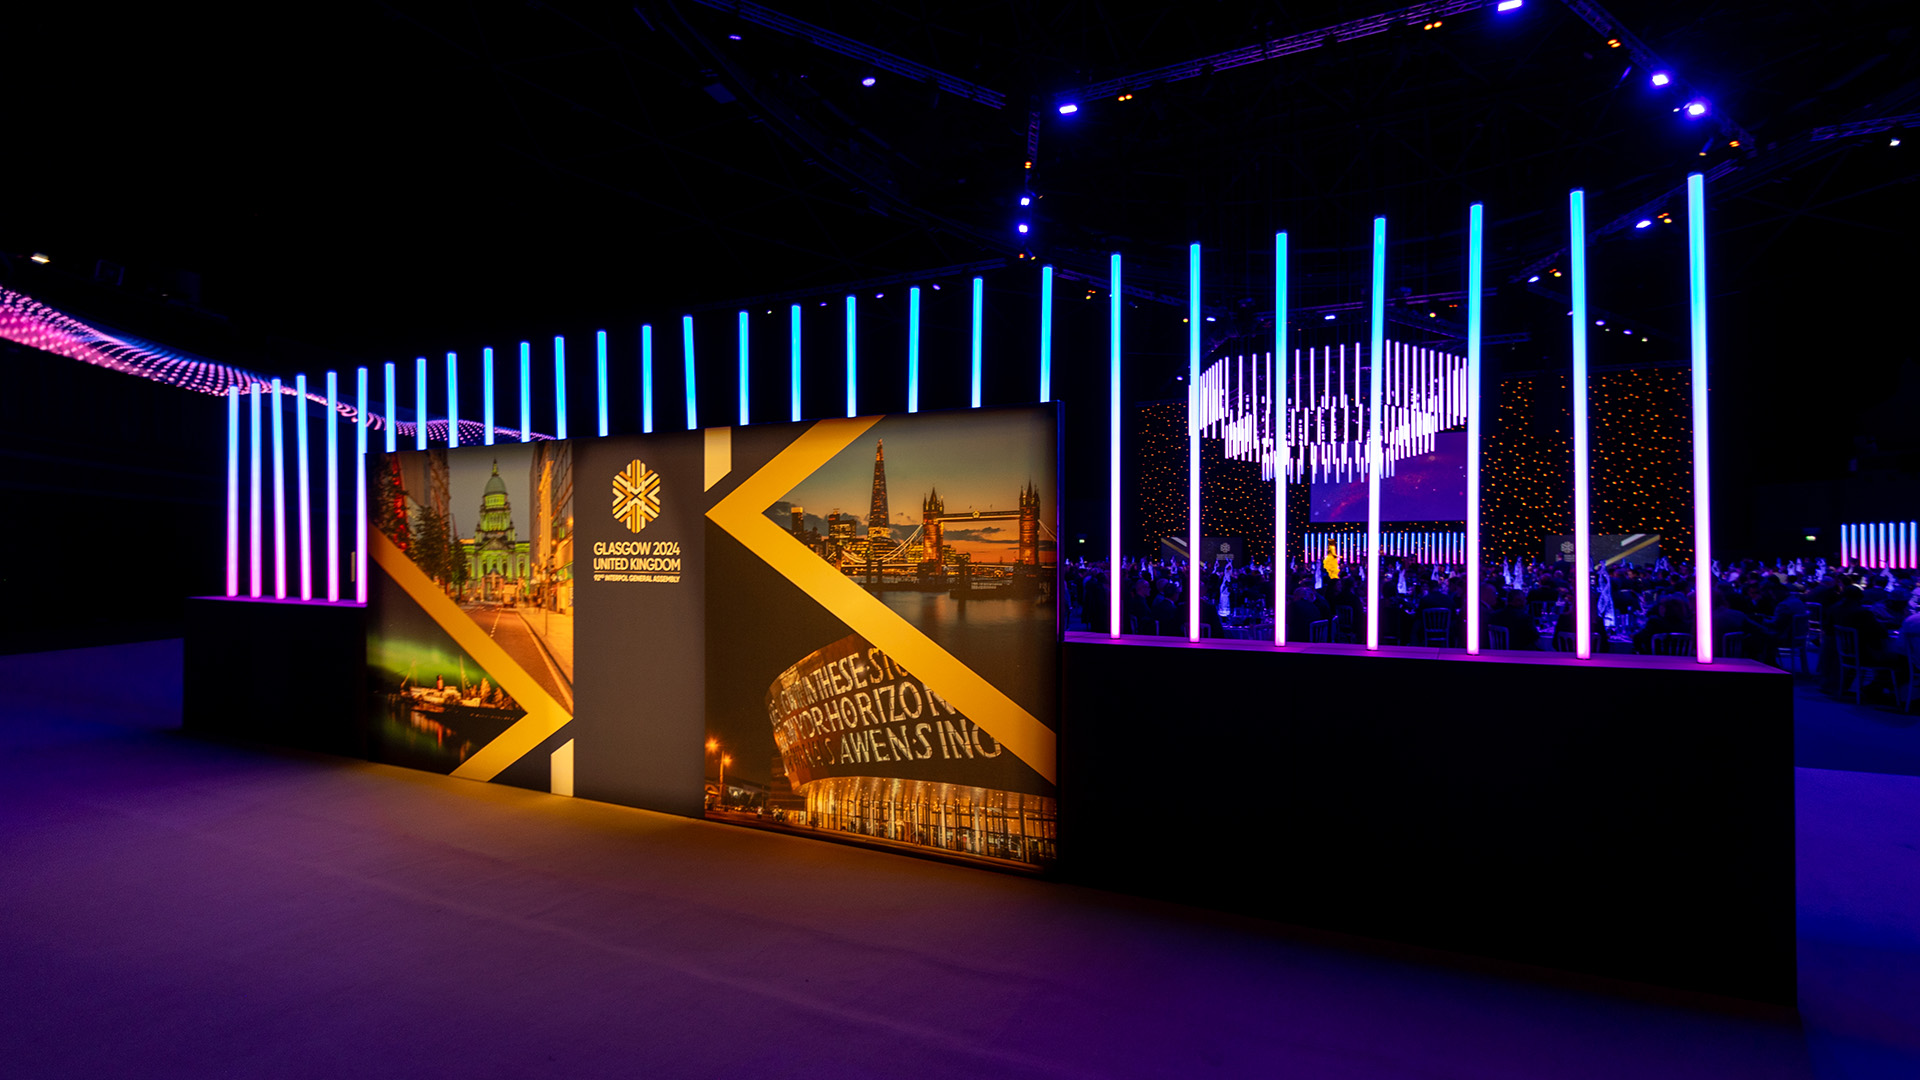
top-left (737, 313), bottom-right (750, 426)
top-left (1110, 253), bottom-right (1123, 639)
top-left (907, 287), bottom-right (922, 413)
top-left (447, 353), bottom-right (459, 448)
top-left (296, 374), bottom-right (312, 601)
top-left (326, 371), bottom-right (339, 602)
top-left (845, 295), bottom-right (858, 417)
top-left (971, 276), bottom-right (985, 408)
top-left (226, 388), bottom-right (239, 596)
top-left (553, 335), bottom-right (568, 440)
top-left (484, 347), bottom-right (495, 446)
top-left (415, 358), bottom-right (428, 449)
top-left (1466, 202), bottom-right (1484, 654)
top-left (355, 367), bottom-right (368, 604)
top-left (789, 305), bottom-right (801, 422)
top-left (641, 325), bottom-right (655, 434)
top-left (597, 330), bottom-right (609, 437)
top-left (1039, 266), bottom-right (1054, 403)
top-left (1188, 243), bottom-right (1202, 642)
top-left (1687, 172), bottom-right (1713, 661)
top-left (1366, 218), bottom-right (1386, 650)
top-left (683, 316), bottom-right (698, 429)
top-left (1273, 232), bottom-right (1289, 647)
top-left (249, 383), bottom-right (262, 598)
top-left (384, 362), bottom-right (397, 453)
top-left (519, 342), bottom-right (532, 440)
top-left (1570, 189), bottom-right (1592, 659)
top-left (271, 378), bottom-right (286, 599)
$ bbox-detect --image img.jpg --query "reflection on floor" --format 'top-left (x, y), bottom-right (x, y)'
top-left (1, 640), bottom-right (1915, 1078)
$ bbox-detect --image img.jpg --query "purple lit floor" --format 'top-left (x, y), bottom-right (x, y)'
top-left (2, 642), bottom-right (1916, 1079)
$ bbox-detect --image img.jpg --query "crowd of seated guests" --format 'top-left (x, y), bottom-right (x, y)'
top-left (1062, 551), bottom-right (1920, 686)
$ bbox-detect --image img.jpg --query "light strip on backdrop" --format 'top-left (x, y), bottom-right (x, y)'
top-left (1366, 218), bottom-right (1385, 650)
top-left (598, 331), bottom-right (610, 437)
top-left (384, 362), bottom-right (396, 452)
top-left (248, 383), bottom-right (262, 596)
top-left (789, 305), bottom-right (801, 422)
top-left (554, 336), bottom-right (568, 440)
top-left (415, 358), bottom-right (428, 450)
top-left (683, 316), bottom-right (698, 430)
top-left (642, 325), bottom-right (655, 434)
top-left (1273, 232), bottom-right (1288, 647)
top-left (1466, 202), bottom-right (1484, 653)
top-left (326, 371), bottom-right (339, 601)
top-left (1570, 189), bottom-right (1592, 659)
top-left (226, 388), bottom-right (238, 596)
top-left (484, 347), bottom-right (495, 445)
top-left (356, 367), bottom-right (367, 604)
top-left (1039, 266), bottom-right (1053, 403)
top-left (1687, 171), bottom-right (1713, 663)
top-left (296, 374), bottom-right (311, 601)
top-left (1188, 243), bottom-right (1201, 642)
top-left (447, 353), bottom-right (459, 448)
top-left (971, 277), bottom-right (985, 409)
top-left (846, 295), bottom-right (858, 417)
top-left (907, 287), bottom-right (921, 413)
top-left (520, 342), bottom-right (532, 440)
top-left (738, 313), bottom-right (750, 426)
top-left (1110, 252), bottom-right (1123, 639)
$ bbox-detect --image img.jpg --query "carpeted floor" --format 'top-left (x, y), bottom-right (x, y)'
top-left (1, 641), bottom-right (1916, 1078)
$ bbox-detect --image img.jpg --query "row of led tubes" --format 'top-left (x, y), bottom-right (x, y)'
top-left (1841, 522), bottom-right (1920, 570)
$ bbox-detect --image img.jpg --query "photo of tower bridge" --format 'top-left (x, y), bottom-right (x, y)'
top-left (770, 414), bottom-right (1056, 598)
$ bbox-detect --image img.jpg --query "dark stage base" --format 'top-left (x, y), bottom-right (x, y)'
top-left (1060, 633), bottom-right (1795, 1005)
top-left (183, 597), bottom-right (367, 758)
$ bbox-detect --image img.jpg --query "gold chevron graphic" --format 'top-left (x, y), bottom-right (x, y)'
top-left (370, 528), bottom-right (573, 782)
top-left (706, 417), bottom-right (1057, 785)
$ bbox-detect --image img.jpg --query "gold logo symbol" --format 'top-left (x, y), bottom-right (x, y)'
top-left (613, 460), bottom-right (662, 532)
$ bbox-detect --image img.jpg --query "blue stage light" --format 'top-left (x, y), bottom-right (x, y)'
top-left (1496, 0), bottom-right (1522, 10)
top-left (1188, 242), bottom-right (1201, 643)
top-left (597, 330), bottom-right (610, 436)
top-left (1109, 253), bottom-right (1122, 639)
top-left (1323, 313), bottom-right (1336, 321)
top-left (1366, 218), bottom-right (1385, 651)
top-left (553, 336), bottom-right (567, 440)
top-left (1686, 99), bottom-right (1708, 117)
top-left (738, 311), bottom-right (750, 426)
top-left (861, 76), bottom-right (875, 87)
top-left (642, 324), bottom-right (655, 434)
top-left (788, 306), bottom-right (800, 422)
top-left (1058, 103), bottom-right (1078, 115)
top-left (1019, 196), bottom-right (1030, 206)
top-left (683, 316), bottom-right (698, 430)
top-left (1636, 219), bottom-right (1653, 229)
top-left (325, 370), bottom-right (338, 601)
top-left (1570, 189), bottom-right (1591, 658)
top-left (1039, 265), bottom-right (1054, 403)
top-left (355, 367), bottom-right (367, 603)
top-left (415, 358), bottom-right (428, 450)
top-left (446, 353), bottom-right (459, 447)
top-left (971, 277), bottom-right (984, 408)
top-left (846, 295), bottom-right (857, 417)
top-left (908, 287), bottom-right (921, 413)
top-left (1651, 71), bottom-right (1671, 87)
top-left (1017, 223), bottom-right (1029, 234)
top-left (483, 347), bottom-right (495, 445)
top-left (271, 377), bottom-right (285, 599)
top-left (295, 373), bottom-right (311, 600)
top-left (384, 362), bottom-right (397, 452)
top-left (519, 342), bottom-right (531, 440)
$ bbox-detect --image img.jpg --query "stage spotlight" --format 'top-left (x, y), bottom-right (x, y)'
top-left (1893, 137), bottom-right (1903, 147)
top-left (1018, 223), bottom-right (1030, 234)
top-left (1551, 268), bottom-right (1562, 277)
top-left (1058, 103), bottom-right (1079, 115)
top-left (1323, 313), bottom-right (1337, 321)
top-left (1606, 38), bottom-right (1621, 48)
top-left (1528, 275), bottom-right (1540, 282)
top-left (1636, 219), bottom-right (1653, 228)
top-left (1595, 319), bottom-right (1606, 326)
top-left (1019, 196), bottom-right (1031, 205)
top-left (1204, 316), bottom-right (1216, 322)
top-left (1117, 93), bottom-right (1133, 101)
top-left (1651, 71), bottom-right (1671, 87)
top-left (1496, 0), bottom-right (1522, 10)
top-left (29, 253), bottom-right (49, 264)
top-left (875, 292), bottom-right (884, 299)
top-left (861, 76), bottom-right (876, 87)
top-left (727, 33), bottom-right (741, 40)
top-left (931, 283), bottom-right (942, 290)
top-left (1686, 99), bottom-right (1708, 117)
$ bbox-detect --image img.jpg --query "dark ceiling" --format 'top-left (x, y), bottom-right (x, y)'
top-left (7, 0), bottom-right (1918, 488)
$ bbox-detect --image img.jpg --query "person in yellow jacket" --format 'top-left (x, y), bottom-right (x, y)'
top-left (1323, 540), bottom-right (1341, 581)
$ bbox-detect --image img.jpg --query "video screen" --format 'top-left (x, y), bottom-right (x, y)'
top-left (1311, 431), bottom-right (1466, 523)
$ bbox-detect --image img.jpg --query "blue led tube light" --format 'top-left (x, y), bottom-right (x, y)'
top-left (1273, 233), bottom-right (1288, 647)
top-left (415, 358), bottom-right (428, 450)
top-left (249, 383), bottom-right (261, 597)
top-left (683, 316), bottom-right (698, 430)
top-left (271, 377), bottom-right (286, 599)
top-left (384, 362), bottom-right (397, 453)
top-left (519, 342), bottom-right (532, 441)
top-left (1466, 203), bottom-right (1484, 654)
top-left (1688, 172), bottom-right (1713, 663)
top-left (971, 277), bottom-right (984, 408)
top-left (484, 348), bottom-right (495, 446)
top-left (789, 305), bottom-right (801, 422)
top-left (326, 371), bottom-right (339, 601)
top-left (554, 336), bottom-right (567, 440)
top-left (447, 353), bottom-right (459, 448)
top-left (597, 330), bottom-right (609, 437)
top-left (907, 288), bottom-right (921, 413)
top-left (738, 313), bottom-right (750, 426)
top-left (1571, 190), bottom-right (1592, 659)
top-left (642, 325), bottom-right (655, 434)
top-left (845, 295), bottom-right (858, 417)
top-left (355, 367), bottom-right (367, 604)
top-left (1367, 218), bottom-right (1385, 650)
top-left (1188, 243), bottom-right (1201, 643)
top-left (296, 373), bottom-right (311, 600)
top-left (1039, 266), bottom-right (1054, 403)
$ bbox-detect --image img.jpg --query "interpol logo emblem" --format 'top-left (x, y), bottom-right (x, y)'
top-left (613, 460), bottom-right (662, 532)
